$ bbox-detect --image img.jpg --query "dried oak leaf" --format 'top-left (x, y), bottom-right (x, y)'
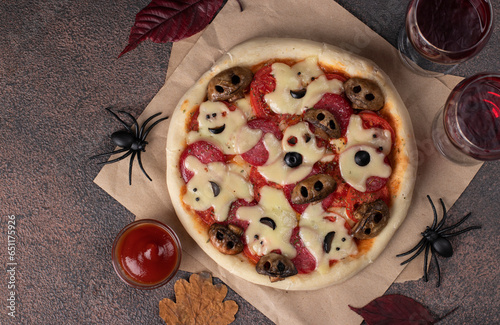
top-left (159, 272), bottom-right (238, 325)
top-left (349, 294), bottom-right (437, 325)
top-left (119, 0), bottom-right (224, 57)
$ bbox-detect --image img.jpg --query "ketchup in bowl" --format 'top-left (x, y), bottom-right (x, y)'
top-left (112, 219), bottom-right (181, 289)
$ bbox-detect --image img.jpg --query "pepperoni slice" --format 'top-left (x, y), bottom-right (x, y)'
top-left (179, 141), bottom-right (225, 183)
top-left (313, 93), bottom-right (353, 136)
top-left (249, 64), bottom-right (276, 118)
top-left (225, 198), bottom-right (255, 231)
top-left (290, 226), bottom-right (317, 274)
top-left (358, 110), bottom-right (395, 144)
top-left (345, 185), bottom-right (390, 221)
top-left (325, 73), bottom-right (348, 82)
top-left (241, 118), bottom-right (283, 166)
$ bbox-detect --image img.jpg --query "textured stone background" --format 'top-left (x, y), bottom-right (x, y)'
top-left (0, 0), bottom-right (498, 324)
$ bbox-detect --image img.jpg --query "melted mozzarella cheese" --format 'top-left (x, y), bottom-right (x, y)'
top-left (237, 186), bottom-right (298, 258)
top-left (339, 145), bottom-right (392, 192)
top-left (344, 114), bottom-right (392, 155)
top-left (182, 156), bottom-right (253, 222)
top-left (258, 122), bottom-right (325, 185)
top-left (187, 101), bottom-right (261, 154)
top-left (264, 57), bottom-right (343, 115)
top-left (299, 203), bottom-right (357, 274)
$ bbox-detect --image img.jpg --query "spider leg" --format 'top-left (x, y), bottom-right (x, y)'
top-left (128, 151), bottom-right (137, 185)
top-left (438, 212), bottom-right (473, 234)
top-left (441, 225), bottom-right (481, 238)
top-left (89, 148), bottom-right (128, 160)
top-left (138, 112), bottom-right (163, 139)
top-left (423, 243), bottom-right (430, 282)
top-left (140, 116), bottom-right (169, 141)
top-left (399, 241), bottom-right (427, 265)
top-left (105, 107), bottom-right (132, 132)
top-left (427, 195), bottom-right (438, 229)
top-left (396, 237), bottom-right (425, 257)
top-left (96, 150), bottom-right (132, 165)
top-left (435, 198), bottom-right (449, 231)
top-left (137, 151), bottom-right (152, 182)
top-left (431, 247), bottom-right (441, 287)
top-left (119, 111), bottom-right (140, 138)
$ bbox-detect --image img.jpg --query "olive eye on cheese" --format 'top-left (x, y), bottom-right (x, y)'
top-left (291, 174), bottom-right (337, 204)
top-left (304, 109), bottom-right (341, 139)
top-left (344, 77), bottom-right (385, 111)
top-left (354, 150), bottom-right (371, 166)
top-left (207, 67), bottom-right (253, 102)
top-left (351, 199), bottom-right (390, 239)
top-left (284, 152), bottom-right (303, 168)
top-left (208, 223), bottom-right (244, 255)
top-left (255, 252), bottom-right (298, 282)
top-left (339, 145), bottom-right (391, 193)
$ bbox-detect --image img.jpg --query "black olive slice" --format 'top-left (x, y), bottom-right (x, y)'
top-left (290, 89), bottom-right (307, 99)
top-left (260, 217), bottom-right (276, 230)
top-left (210, 181), bottom-right (221, 197)
top-left (354, 150), bottom-right (371, 167)
top-left (208, 124), bottom-right (226, 134)
top-left (284, 152), bottom-right (303, 168)
top-left (323, 231), bottom-right (336, 253)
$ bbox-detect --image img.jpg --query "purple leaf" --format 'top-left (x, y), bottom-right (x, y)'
top-left (349, 294), bottom-right (437, 325)
top-left (119, 0), bottom-right (224, 57)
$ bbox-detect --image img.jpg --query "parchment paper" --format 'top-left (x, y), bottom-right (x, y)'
top-left (94, 1), bottom-right (481, 323)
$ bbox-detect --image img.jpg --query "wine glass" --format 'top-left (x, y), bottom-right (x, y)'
top-left (432, 72), bottom-right (500, 165)
top-left (398, 0), bottom-right (494, 77)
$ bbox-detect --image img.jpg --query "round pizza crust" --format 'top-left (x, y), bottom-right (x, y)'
top-left (166, 38), bottom-right (417, 290)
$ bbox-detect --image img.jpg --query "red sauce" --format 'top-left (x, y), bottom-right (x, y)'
top-left (115, 222), bottom-right (180, 286)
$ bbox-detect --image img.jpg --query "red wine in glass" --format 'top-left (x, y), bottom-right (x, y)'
top-left (443, 74), bottom-right (500, 161)
top-left (399, 0), bottom-right (493, 76)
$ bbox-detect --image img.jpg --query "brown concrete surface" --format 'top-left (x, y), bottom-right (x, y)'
top-left (0, 0), bottom-right (498, 324)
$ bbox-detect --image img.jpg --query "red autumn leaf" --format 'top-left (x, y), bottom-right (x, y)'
top-left (349, 294), bottom-right (437, 325)
top-left (119, 0), bottom-right (224, 57)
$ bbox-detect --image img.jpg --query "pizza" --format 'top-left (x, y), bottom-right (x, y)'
top-left (166, 38), bottom-right (417, 290)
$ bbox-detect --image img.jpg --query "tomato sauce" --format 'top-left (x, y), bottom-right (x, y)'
top-left (114, 220), bottom-right (181, 287)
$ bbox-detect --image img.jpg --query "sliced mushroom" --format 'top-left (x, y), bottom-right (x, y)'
top-left (291, 174), bottom-right (337, 205)
top-left (344, 78), bottom-right (385, 111)
top-left (304, 109), bottom-right (341, 139)
top-left (207, 67), bottom-right (253, 102)
top-left (351, 199), bottom-right (390, 239)
top-left (208, 223), bottom-right (243, 255)
top-left (227, 224), bottom-right (244, 237)
top-left (256, 253), bottom-right (298, 282)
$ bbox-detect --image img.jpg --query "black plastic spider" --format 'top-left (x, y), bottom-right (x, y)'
top-left (90, 107), bottom-right (168, 185)
top-left (397, 195), bottom-right (481, 287)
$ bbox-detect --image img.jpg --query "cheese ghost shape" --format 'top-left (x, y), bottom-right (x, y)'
top-left (187, 101), bottom-right (261, 154)
top-left (182, 156), bottom-right (253, 222)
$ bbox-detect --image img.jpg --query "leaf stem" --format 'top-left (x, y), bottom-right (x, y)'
top-left (236, 0), bottom-right (244, 12)
top-left (435, 306), bottom-right (459, 324)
